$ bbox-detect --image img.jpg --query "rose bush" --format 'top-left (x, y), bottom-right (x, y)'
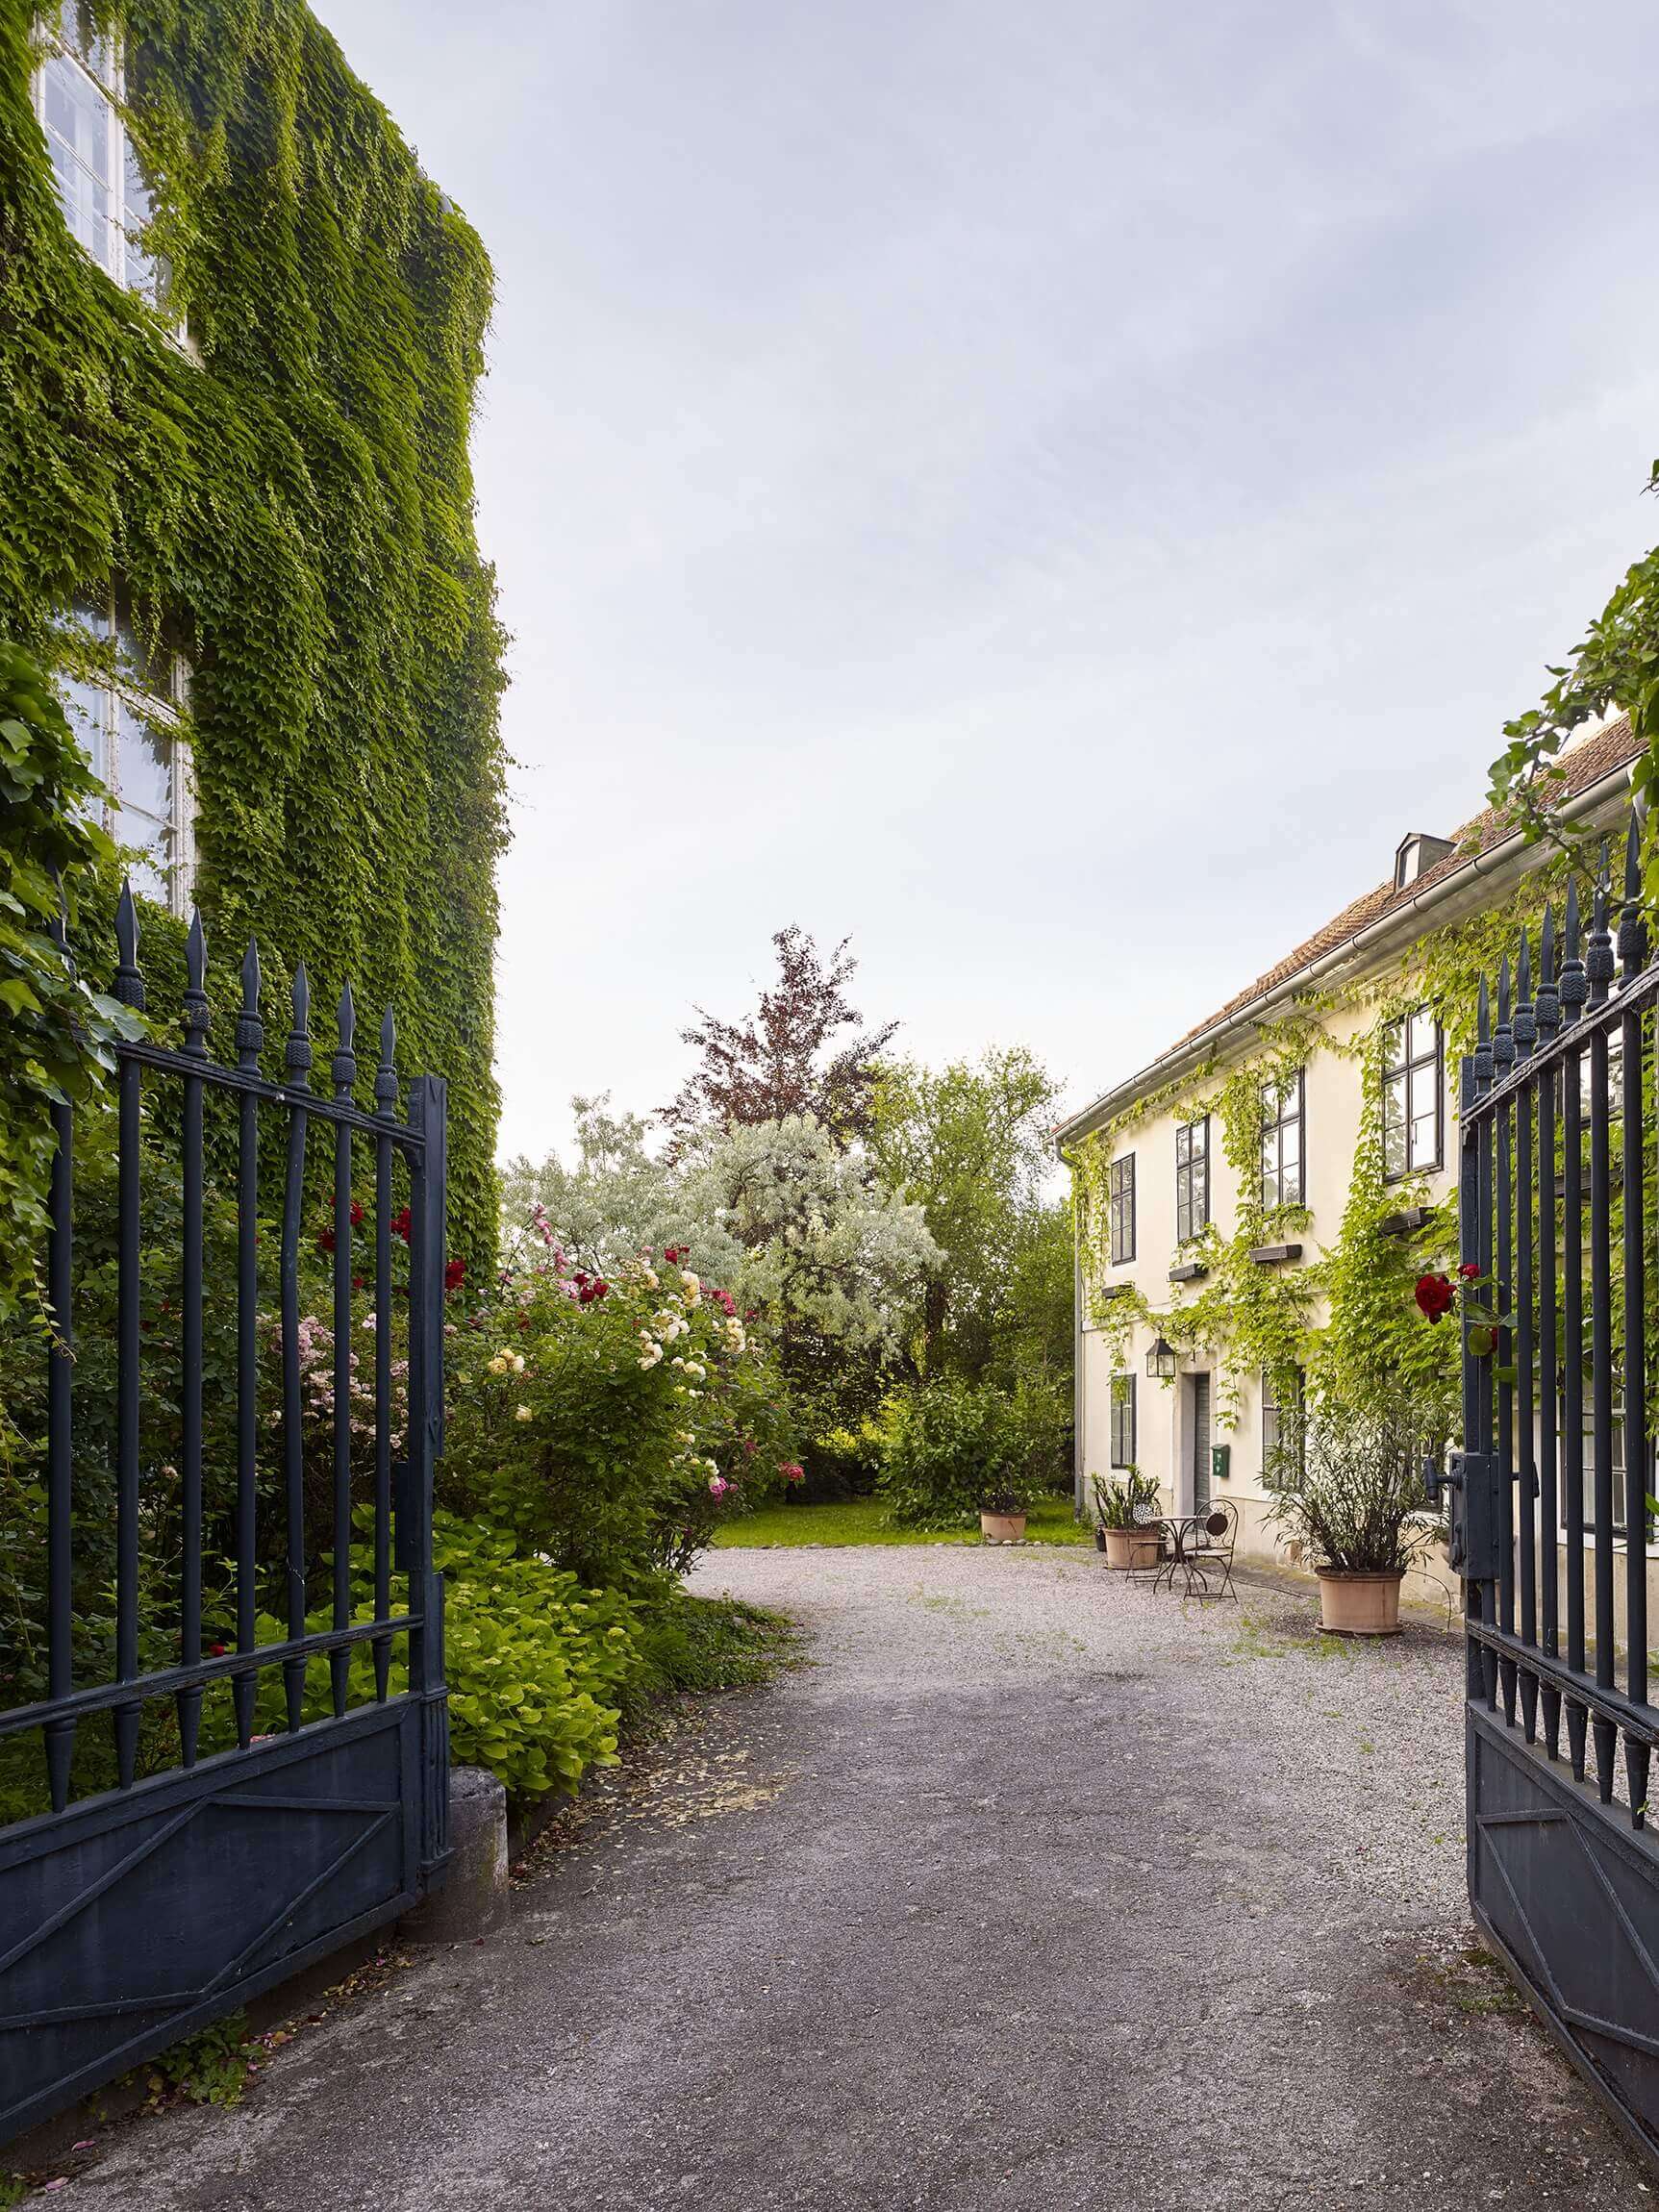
top-left (440, 1219), bottom-right (797, 1586)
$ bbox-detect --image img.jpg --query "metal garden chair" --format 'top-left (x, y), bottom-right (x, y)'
top-left (1176, 1499), bottom-right (1239, 1602)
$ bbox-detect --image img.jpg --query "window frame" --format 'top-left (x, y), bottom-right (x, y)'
top-left (1108, 1152), bottom-right (1136, 1267)
top-left (1381, 1006), bottom-right (1444, 1181)
top-left (1261, 1366), bottom-right (1305, 1491)
top-left (1110, 1371), bottom-right (1137, 1470)
top-left (1174, 1114), bottom-right (1210, 1244)
top-left (60, 590), bottom-right (194, 917)
top-left (34, 6), bottom-right (174, 317)
top-left (1259, 1070), bottom-right (1305, 1210)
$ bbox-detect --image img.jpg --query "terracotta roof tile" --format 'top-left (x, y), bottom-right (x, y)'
top-left (1166, 716), bottom-right (1641, 1054)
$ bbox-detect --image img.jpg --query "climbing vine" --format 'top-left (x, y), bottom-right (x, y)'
top-left (0, 0), bottom-right (508, 1264)
top-left (1068, 856), bottom-right (1595, 1439)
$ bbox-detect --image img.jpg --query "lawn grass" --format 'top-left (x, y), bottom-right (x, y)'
top-left (710, 1494), bottom-right (1092, 1548)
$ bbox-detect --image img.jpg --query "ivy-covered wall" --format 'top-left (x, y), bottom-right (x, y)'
top-left (1067, 855), bottom-right (1598, 1452)
top-left (0, 0), bottom-right (508, 1264)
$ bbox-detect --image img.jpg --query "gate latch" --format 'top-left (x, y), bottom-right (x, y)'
top-left (1432, 1449), bottom-right (1500, 1582)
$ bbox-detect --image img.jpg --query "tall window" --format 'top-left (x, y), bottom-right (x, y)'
top-left (1175, 1115), bottom-right (1209, 1243)
top-left (60, 592), bottom-right (193, 914)
top-left (1262, 1367), bottom-right (1304, 1490)
top-left (1259, 1072), bottom-right (1304, 1209)
top-left (1382, 1007), bottom-right (1442, 1178)
top-left (35, 5), bottom-right (169, 310)
top-left (1108, 1153), bottom-right (1135, 1265)
top-left (1564, 1383), bottom-right (1649, 1540)
top-left (1110, 1373), bottom-right (1137, 1469)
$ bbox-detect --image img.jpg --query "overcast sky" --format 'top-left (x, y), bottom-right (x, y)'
top-left (314, 0), bottom-right (1659, 1159)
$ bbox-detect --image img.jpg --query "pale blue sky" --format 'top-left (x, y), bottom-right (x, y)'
top-left (314, 0), bottom-right (1659, 1157)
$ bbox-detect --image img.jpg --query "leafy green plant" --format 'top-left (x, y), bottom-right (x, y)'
top-left (246, 1512), bottom-right (643, 1803)
top-left (1091, 1469), bottom-right (1160, 1531)
top-left (626, 1592), bottom-right (797, 1698)
top-left (1266, 1386), bottom-right (1437, 1575)
top-left (137, 2011), bottom-right (253, 2108)
top-left (877, 1378), bottom-right (1027, 1529)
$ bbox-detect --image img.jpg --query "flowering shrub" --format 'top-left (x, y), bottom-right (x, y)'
top-left (440, 1223), bottom-right (796, 1584)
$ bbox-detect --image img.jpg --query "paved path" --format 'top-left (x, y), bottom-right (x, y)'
top-left (76, 1549), bottom-right (1652, 2210)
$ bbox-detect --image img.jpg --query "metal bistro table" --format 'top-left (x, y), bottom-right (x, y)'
top-left (1148, 1501), bottom-right (1239, 1601)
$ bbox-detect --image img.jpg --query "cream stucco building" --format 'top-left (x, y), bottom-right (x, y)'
top-left (1059, 717), bottom-right (1646, 1605)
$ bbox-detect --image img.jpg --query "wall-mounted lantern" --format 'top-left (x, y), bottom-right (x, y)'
top-left (1145, 1334), bottom-right (1178, 1381)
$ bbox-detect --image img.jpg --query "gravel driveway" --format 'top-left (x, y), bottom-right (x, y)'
top-left (70, 1547), bottom-right (1652, 2210)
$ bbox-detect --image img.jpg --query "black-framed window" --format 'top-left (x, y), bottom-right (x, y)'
top-left (1109, 1153), bottom-right (1135, 1265)
top-left (1382, 1007), bottom-right (1442, 1179)
top-left (1262, 1366), bottom-right (1304, 1490)
top-left (1259, 1072), bottom-right (1304, 1209)
top-left (1110, 1372), bottom-right (1137, 1468)
top-left (1175, 1115), bottom-right (1210, 1243)
top-left (1562, 1378), bottom-right (1650, 1541)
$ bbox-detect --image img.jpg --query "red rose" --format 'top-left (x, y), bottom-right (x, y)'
top-left (317, 1228), bottom-right (336, 1254)
top-left (391, 1206), bottom-right (413, 1243)
top-left (209, 1643), bottom-right (227, 1657)
top-left (1457, 1262), bottom-right (1480, 1280)
top-left (1414, 1272), bottom-right (1455, 1322)
top-left (350, 1200), bottom-right (364, 1229)
top-left (443, 1257), bottom-right (466, 1294)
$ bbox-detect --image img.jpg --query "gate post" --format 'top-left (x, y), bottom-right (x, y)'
top-left (407, 1075), bottom-right (451, 1880)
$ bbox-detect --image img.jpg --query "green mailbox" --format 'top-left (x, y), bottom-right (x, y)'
top-left (1211, 1444), bottom-right (1231, 1484)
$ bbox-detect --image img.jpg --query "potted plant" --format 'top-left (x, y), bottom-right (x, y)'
top-left (1268, 1387), bottom-right (1434, 1634)
top-left (1092, 1470), bottom-right (1164, 1570)
top-left (980, 1485), bottom-right (1028, 1544)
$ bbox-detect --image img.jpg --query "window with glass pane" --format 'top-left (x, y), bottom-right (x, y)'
top-left (1262, 1367), bottom-right (1304, 1490)
top-left (1381, 1007), bottom-right (1442, 1178)
top-left (1175, 1115), bottom-right (1209, 1243)
top-left (58, 592), bottom-right (191, 912)
top-left (1259, 1072), bottom-right (1304, 1208)
top-left (36, 6), bottom-right (169, 311)
top-left (1563, 1384), bottom-right (1649, 1540)
top-left (1110, 1373), bottom-right (1136, 1468)
top-left (1108, 1154), bottom-right (1135, 1265)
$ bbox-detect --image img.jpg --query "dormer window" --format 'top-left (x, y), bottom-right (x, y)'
top-left (1394, 832), bottom-right (1456, 890)
top-left (35, 4), bottom-right (169, 311)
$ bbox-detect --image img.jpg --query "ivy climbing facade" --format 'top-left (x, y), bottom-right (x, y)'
top-left (1061, 716), bottom-right (1644, 1598)
top-left (1, 0), bottom-right (509, 1263)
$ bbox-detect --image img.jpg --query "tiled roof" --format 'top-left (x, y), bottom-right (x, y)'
top-left (1165, 715), bottom-right (1641, 1055)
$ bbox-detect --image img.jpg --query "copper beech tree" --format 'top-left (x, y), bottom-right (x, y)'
top-left (658, 925), bottom-right (898, 1155)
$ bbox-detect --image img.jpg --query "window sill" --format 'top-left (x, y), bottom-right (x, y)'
top-left (1247, 1243), bottom-right (1303, 1267)
top-left (1376, 1204), bottom-right (1435, 1237)
top-left (1169, 1260), bottom-right (1208, 1284)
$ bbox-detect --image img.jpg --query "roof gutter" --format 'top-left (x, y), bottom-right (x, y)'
top-left (1056, 757), bottom-right (1640, 1154)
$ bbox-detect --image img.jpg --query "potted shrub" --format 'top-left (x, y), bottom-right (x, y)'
top-left (1092, 1470), bottom-right (1163, 1570)
top-left (1268, 1389), bottom-right (1433, 1634)
top-left (980, 1486), bottom-right (1028, 1544)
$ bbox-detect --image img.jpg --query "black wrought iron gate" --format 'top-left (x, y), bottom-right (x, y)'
top-left (0, 886), bottom-right (450, 2142)
top-left (1447, 827), bottom-right (1659, 2167)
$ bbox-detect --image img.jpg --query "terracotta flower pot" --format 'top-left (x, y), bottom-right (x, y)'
top-left (1318, 1569), bottom-right (1404, 1635)
top-left (980, 1511), bottom-right (1027, 1544)
top-left (1102, 1525), bottom-right (1162, 1571)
